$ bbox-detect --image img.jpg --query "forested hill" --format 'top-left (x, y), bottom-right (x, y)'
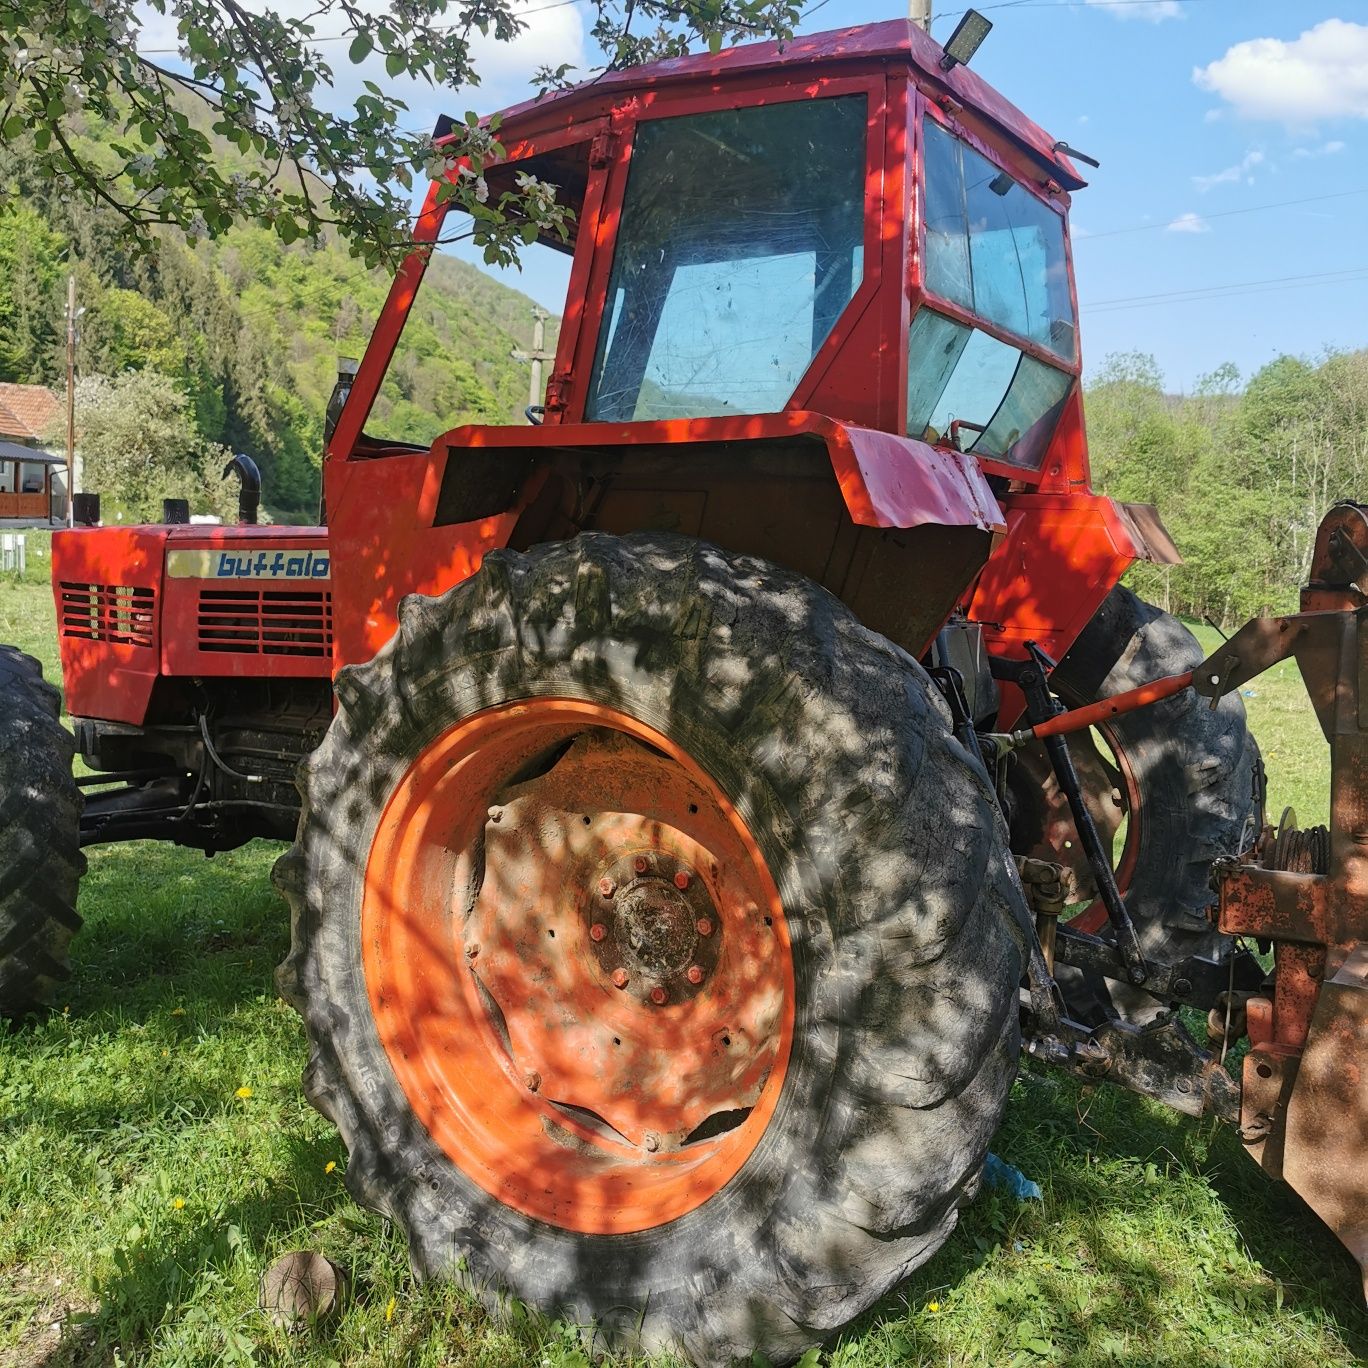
top-left (0, 140), bottom-right (559, 518)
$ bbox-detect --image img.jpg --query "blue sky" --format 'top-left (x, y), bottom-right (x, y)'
top-left (432, 1), bottom-right (1368, 393)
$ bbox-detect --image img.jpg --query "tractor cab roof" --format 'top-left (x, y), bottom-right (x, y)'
top-left (441, 18), bottom-right (1086, 193)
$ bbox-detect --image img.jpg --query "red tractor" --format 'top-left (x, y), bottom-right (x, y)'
top-left (3, 16), bottom-right (1363, 1364)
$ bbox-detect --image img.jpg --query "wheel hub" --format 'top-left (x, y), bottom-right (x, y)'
top-left (593, 850), bottom-right (721, 1004)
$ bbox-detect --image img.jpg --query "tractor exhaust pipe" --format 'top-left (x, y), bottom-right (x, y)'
top-left (222, 453), bottom-right (261, 525)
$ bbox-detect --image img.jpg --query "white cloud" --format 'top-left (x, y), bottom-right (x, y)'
top-left (1166, 212), bottom-right (1211, 234)
top-left (1084, 0), bottom-right (1182, 22)
top-left (1192, 148), bottom-right (1264, 192)
top-left (1292, 139), bottom-right (1347, 158)
top-left (1194, 20), bottom-right (1368, 123)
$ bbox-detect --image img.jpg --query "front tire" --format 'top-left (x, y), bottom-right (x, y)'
top-left (276, 535), bottom-right (1033, 1365)
top-left (0, 646), bottom-right (84, 1020)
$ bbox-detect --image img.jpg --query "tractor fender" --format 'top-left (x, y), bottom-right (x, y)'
top-left (325, 412), bottom-right (1007, 668)
top-left (419, 410), bottom-right (1006, 535)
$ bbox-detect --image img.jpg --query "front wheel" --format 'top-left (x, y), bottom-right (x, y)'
top-left (0, 646), bottom-right (84, 1020)
top-left (276, 534), bottom-right (1033, 1365)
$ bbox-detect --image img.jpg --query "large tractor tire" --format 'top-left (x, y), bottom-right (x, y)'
top-left (0, 646), bottom-right (84, 1020)
top-left (276, 534), bottom-right (1034, 1365)
top-left (1009, 584), bottom-right (1261, 1009)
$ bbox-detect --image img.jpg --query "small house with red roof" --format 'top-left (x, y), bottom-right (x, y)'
top-left (0, 383), bottom-right (67, 522)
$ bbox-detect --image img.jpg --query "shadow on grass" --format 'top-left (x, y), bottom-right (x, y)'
top-left (15, 837), bottom-right (1367, 1368)
top-left (838, 1069), bottom-right (1368, 1367)
top-left (66, 838), bottom-right (287, 1019)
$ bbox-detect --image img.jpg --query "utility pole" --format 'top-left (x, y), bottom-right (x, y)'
top-left (64, 274), bottom-right (77, 527)
top-left (510, 306), bottom-right (555, 416)
top-left (909, 0), bottom-right (932, 33)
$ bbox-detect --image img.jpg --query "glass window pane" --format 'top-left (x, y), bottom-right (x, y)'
top-left (906, 308), bottom-right (971, 442)
top-left (906, 308), bottom-right (1071, 468)
top-left (585, 96), bottom-right (867, 422)
top-left (926, 328), bottom-right (1020, 444)
top-left (921, 120), bottom-right (1076, 361)
top-left (974, 353), bottom-right (1072, 469)
top-left (923, 121), bottom-right (971, 310)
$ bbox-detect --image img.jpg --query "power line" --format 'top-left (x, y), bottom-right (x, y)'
top-left (1083, 264), bottom-right (1368, 314)
top-left (1078, 187), bottom-right (1368, 243)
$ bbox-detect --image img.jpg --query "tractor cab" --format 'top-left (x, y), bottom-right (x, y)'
top-left (324, 18), bottom-right (1134, 687)
top-left (336, 19), bottom-right (1088, 486)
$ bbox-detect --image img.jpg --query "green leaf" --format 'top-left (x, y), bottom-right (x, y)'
top-left (708, 30), bottom-right (724, 55)
top-left (385, 51), bottom-right (406, 77)
top-left (1, 114), bottom-right (24, 141)
top-left (348, 32), bottom-right (373, 64)
top-left (795, 1351), bottom-right (822, 1368)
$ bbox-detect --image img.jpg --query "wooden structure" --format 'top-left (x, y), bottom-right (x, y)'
top-left (0, 441), bottom-right (62, 521)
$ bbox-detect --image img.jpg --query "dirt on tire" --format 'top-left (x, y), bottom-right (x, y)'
top-left (275, 532), bottom-right (1036, 1366)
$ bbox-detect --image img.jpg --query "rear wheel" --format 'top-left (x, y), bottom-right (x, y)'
top-left (1009, 585), bottom-right (1261, 1012)
top-left (0, 646), bottom-right (84, 1020)
top-left (276, 534), bottom-right (1033, 1365)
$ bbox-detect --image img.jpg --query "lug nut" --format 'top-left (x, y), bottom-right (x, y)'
top-left (649, 985), bottom-right (668, 1005)
top-left (686, 965), bottom-right (704, 985)
top-left (598, 877), bottom-right (615, 898)
top-left (673, 870), bottom-right (691, 890)
top-left (643, 1132), bottom-right (660, 1152)
top-left (695, 918), bottom-right (713, 937)
top-left (611, 968), bottom-right (629, 988)
top-left (590, 922), bottom-right (607, 943)
top-left (633, 855), bottom-right (649, 875)
top-left (524, 1070), bottom-right (541, 1092)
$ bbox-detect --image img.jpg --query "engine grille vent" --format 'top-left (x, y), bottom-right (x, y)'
top-left (59, 582), bottom-right (156, 648)
top-left (197, 588), bottom-right (333, 657)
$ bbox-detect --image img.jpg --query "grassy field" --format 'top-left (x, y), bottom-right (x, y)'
top-left (1, 553), bottom-right (1365, 1368)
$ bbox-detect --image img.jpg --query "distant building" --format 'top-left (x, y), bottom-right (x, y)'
top-left (0, 383), bottom-right (68, 524)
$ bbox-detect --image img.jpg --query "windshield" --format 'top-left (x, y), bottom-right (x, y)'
top-left (923, 118), bottom-right (1076, 362)
top-left (584, 96), bottom-right (867, 422)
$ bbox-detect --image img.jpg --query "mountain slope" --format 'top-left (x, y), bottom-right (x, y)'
top-left (0, 121), bottom-right (561, 518)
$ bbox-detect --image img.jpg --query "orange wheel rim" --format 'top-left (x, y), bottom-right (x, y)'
top-left (362, 699), bottom-right (795, 1234)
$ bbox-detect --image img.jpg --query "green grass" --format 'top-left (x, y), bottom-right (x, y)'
top-left (1190, 622), bottom-right (1329, 829)
top-left (1, 579), bottom-right (1364, 1368)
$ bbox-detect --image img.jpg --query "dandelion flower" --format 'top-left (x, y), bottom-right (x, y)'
top-left (385, 1295), bottom-right (396, 1323)
top-left (171, 1197), bottom-right (185, 1210)
top-left (235, 1085), bottom-right (253, 1099)
top-left (325, 1161), bottom-right (337, 1174)
top-left (928, 1301), bottom-right (942, 1313)
top-left (170, 1007), bottom-right (185, 1017)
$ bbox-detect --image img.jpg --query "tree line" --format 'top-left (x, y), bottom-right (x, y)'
top-left (1087, 348), bottom-right (1368, 626)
